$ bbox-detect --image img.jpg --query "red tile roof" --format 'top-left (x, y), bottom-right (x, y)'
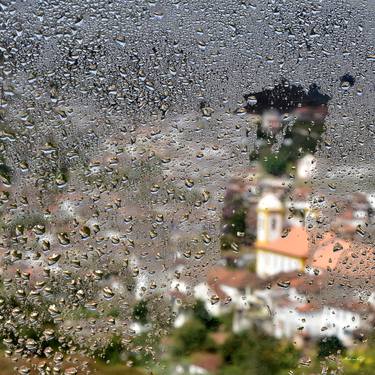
top-left (258, 226), bottom-right (309, 258)
top-left (310, 232), bottom-right (351, 271)
top-left (207, 267), bottom-right (259, 289)
top-left (296, 303), bottom-right (321, 313)
top-left (205, 266), bottom-right (260, 300)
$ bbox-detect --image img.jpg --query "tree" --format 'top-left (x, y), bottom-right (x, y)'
top-left (101, 335), bottom-right (123, 364)
top-left (220, 329), bottom-right (300, 375)
top-left (132, 300), bottom-right (148, 325)
top-left (173, 319), bottom-right (210, 356)
top-left (192, 300), bottom-right (220, 331)
top-left (344, 346), bottom-right (375, 375)
top-left (250, 116), bottom-right (325, 177)
top-left (261, 153), bottom-right (289, 176)
top-left (318, 336), bottom-right (345, 358)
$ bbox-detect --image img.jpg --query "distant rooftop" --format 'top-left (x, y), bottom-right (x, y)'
top-left (258, 226), bottom-right (309, 258)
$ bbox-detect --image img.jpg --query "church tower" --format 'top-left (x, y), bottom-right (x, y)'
top-left (256, 193), bottom-right (284, 244)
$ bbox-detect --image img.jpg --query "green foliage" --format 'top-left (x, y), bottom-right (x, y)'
top-left (247, 260), bottom-right (256, 273)
top-left (220, 367), bottom-right (243, 375)
top-left (93, 362), bottom-right (144, 375)
top-left (221, 195), bottom-right (254, 249)
top-left (172, 319), bottom-right (211, 356)
top-left (132, 300), bottom-right (148, 325)
top-left (261, 153), bottom-right (289, 176)
top-left (220, 234), bottom-right (239, 253)
top-left (192, 300), bottom-right (220, 331)
top-left (220, 330), bottom-right (300, 375)
top-left (7, 213), bottom-right (46, 235)
top-left (228, 206), bottom-right (247, 235)
top-left (343, 349), bottom-right (375, 375)
top-left (0, 163), bottom-right (11, 181)
top-left (101, 335), bottom-right (124, 364)
top-left (106, 306), bottom-right (121, 318)
top-left (65, 306), bottom-right (100, 320)
top-left (129, 332), bottom-right (162, 367)
top-left (252, 120), bottom-right (325, 177)
top-left (218, 312), bottom-right (234, 332)
top-left (0, 280), bottom-right (62, 354)
top-left (318, 336), bottom-right (345, 358)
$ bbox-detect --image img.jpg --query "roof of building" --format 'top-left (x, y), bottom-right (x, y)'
top-left (295, 302), bottom-right (321, 313)
top-left (207, 267), bottom-right (259, 290)
top-left (310, 232), bottom-right (352, 271)
top-left (288, 186), bottom-right (312, 203)
top-left (333, 240), bottom-right (375, 283)
top-left (290, 273), bottom-right (328, 294)
top-left (205, 266), bottom-right (260, 300)
top-left (295, 300), bottom-right (373, 315)
top-left (258, 226), bottom-right (309, 258)
top-left (314, 232), bottom-right (375, 276)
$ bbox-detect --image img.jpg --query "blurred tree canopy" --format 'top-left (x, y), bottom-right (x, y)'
top-left (318, 336), bottom-right (345, 358)
top-left (192, 300), bottom-right (220, 331)
top-left (220, 329), bottom-right (300, 375)
top-left (132, 300), bottom-right (149, 325)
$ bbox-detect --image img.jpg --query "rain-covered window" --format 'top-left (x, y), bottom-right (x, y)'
top-left (0, 0), bottom-right (374, 374)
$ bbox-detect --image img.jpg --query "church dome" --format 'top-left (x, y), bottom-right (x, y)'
top-left (258, 193), bottom-right (283, 211)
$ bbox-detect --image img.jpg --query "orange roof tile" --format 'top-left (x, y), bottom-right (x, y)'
top-left (205, 267), bottom-right (260, 301)
top-left (207, 267), bottom-right (258, 289)
top-left (296, 303), bottom-right (321, 313)
top-left (258, 226), bottom-right (309, 258)
top-left (289, 186), bottom-right (312, 201)
top-left (333, 241), bottom-right (375, 281)
top-left (310, 233), bottom-right (351, 271)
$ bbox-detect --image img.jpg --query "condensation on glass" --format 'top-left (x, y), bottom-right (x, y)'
top-left (0, 0), bottom-right (374, 374)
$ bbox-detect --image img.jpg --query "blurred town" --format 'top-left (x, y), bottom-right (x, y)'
top-left (0, 80), bottom-right (375, 374)
top-left (160, 82), bottom-right (375, 375)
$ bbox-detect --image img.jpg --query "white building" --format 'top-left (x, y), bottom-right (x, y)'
top-left (297, 154), bottom-right (316, 180)
top-left (256, 193), bottom-right (284, 243)
top-left (272, 295), bottom-right (367, 346)
top-left (255, 193), bottom-right (308, 278)
top-left (193, 267), bottom-right (258, 317)
top-left (254, 271), bottom-right (373, 347)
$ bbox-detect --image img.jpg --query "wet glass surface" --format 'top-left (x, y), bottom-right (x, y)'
top-left (0, 0), bottom-right (375, 373)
